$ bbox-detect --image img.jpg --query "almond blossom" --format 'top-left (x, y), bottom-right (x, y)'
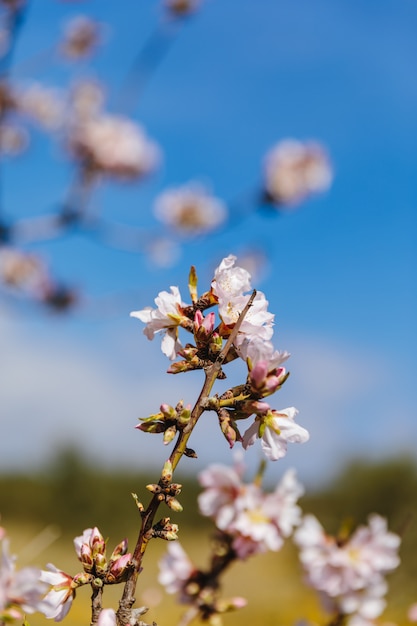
top-left (39, 565), bottom-right (76, 621)
top-left (0, 535), bottom-right (50, 622)
top-left (68, 114), bottom-right (160, 180)
top-left (242, 406), bottom-right (309, 461)
top-left (130, 286), bottom-right (186, 359)
top-left (198, 463), bottom-right (304, 559)
top-left (294, 514), bottom-right (401, 623)
top-left (154, 184), bottom-right (227, 236)
top-left (158, 541), bottom-right (194, 598)
top-left (264, 139), bottom-right (333, 207)
top-left (211, 254), bottom-right (251, 305)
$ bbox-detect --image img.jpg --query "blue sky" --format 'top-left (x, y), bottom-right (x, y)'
top-left (1, 0), bottom-right (416, 487)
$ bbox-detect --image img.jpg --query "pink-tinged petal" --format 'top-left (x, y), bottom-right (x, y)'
top-left (74, 528), bottom-right (93, 558)
top-left (97, 608), bottom-right (117, 626)
top-left (408, 603), bottom-right (417, 622)
top-left (241, 421), bottom-right (259, 450)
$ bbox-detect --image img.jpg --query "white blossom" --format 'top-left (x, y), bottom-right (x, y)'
top-left (69, 114), bottom-right (160, 180)
top-left (39, 565), bottom-right (74, 621)
top-left (130, 286), bottom-right (185, 359)
top-left (264, 139), bottom-right (332, 206)
top-left (242, 407), bottom-right (309, 461)
top-left (154, 184), bottom-right (227, 236)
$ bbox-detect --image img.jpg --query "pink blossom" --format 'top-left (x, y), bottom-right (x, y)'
top-left (198, 463), bottom-right (304, 559)
top-left (97, 608), bottom-right (117, 626)
top-left (0, 537), bottom-right (49, 621)
top-left (408, 603), bottom-right (417, 622)
top-left (294, 514), bottom-right (401, 622)
top-left (242, 407), bottom-right (309, 461)
top-left (158, 542), bottom-right (194, 597)
top-left (130, 286), bottom-right (185, 359)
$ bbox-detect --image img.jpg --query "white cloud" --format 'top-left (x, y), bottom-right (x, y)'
top-left (0, 317), bottom-right (415, 487)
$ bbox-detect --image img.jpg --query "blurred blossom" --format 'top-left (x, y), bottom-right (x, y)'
top-left (0, 533), bottom-right (49, 622)
top-left (70, 80), bottom-right (105, 121)
top-left (158, 542), bottom-right (194, 597)
top-left (0, 247), bottom-right (48, 291)
top-left (154, 183), bottom-right (227, 236)
top-left (263, 139), bottom-right (332, 207)
top-left (97, 609), bottom-right (117, 626)
top-left (146, 236), bottom-right (181, 268)
top-left (198, 463), bottom-right (304, 558)
top-left (17, 83), bottom-right (65, 130)
top-left (408, 603), bottom-right (417, 622)
top-left (166, 0), bottom-right (200, 17)
top-left (0, 122), bottom-right (28, 155)
top-left (60, 15), bottom-right (102, 59)
top-left (294, 514), bottom-right (400, 623)
top-left (68, 114), bottom-right (160, 180)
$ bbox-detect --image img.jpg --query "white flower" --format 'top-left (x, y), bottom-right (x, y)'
top-left (237, 336), bottom-right (290, 370)
top-left (264, 139), bottom-right (332, 206)
top-left (130, 286), bottom-right (185, 359)
top-left (211, 254), bottom-right (251, 303)
top-left (242, 407), bottom-right (309, 461)
top-left (39, 564), bottom-right (75, 621)
top-left (158, 542), bottom-right (194, 596)
top-left (69, 114), bottom-right (160, 180)
top-left (219, 290), bottom-right (274, 346)
top-left (154, 184), bottom-right (227, 236)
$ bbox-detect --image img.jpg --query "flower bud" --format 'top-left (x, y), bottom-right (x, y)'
top-left (94, 552), bottom-right (108, 575)
top-left (109, 538), bottom-right (128, 561)
top-left (166, 496), bottom-right (183, 512)
top-left (161, 459), bottom-right (173, 483)
top-left (163, 424), bottom-right (177, 445)
top-left (80, 543), bottom-right (94, 572)
top-left (108, 552), bottom-right (131, 581)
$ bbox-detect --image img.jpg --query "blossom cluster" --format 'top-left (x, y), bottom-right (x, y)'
top-left (198, 463), bottom-right (304, 559)
top-left (131, 254), bottom-right (309, 462)
top-left (41, 527), bottom-right (132, 622)
top-left (0, 524), bottom-right (50, 622)
top-left (294, 514), bottom-right (401, 626)
top-left (158, 462), bottom-right (303, 620)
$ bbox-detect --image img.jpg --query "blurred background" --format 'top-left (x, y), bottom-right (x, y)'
top-left (0, 0), bottom-right (416, 624)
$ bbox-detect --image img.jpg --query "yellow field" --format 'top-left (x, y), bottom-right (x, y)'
top-left (6, 521), bottom-right (412, 626)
